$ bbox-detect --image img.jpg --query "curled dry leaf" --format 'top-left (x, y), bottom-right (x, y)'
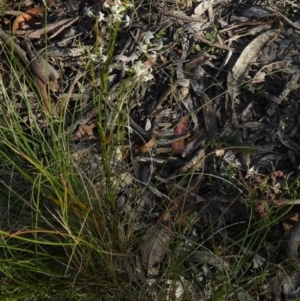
top-left (172, 115), bottom-right (189, 155)
top-left (193, 0), bottom-right (224, 16)
top-left (72, 126), bottom-right (85, 141)
top-left (140, 225), bottom-right (172, 276)
top-left (183, 127), bottom-right (205, 158)
top-left (23, 41), bottom-right (60, 112)
top-left (136, 135), bottom-right (156, 154)
top-left (227, 29), bottom-right (280, 101)
top-left (12, 7), bottom-right (45, 33)
top-left (81, 124), bottom-right (97, 140)
top-left (165, 277), bottom-right (189, 301)
top-left (46, 0), bottom-right (56, 7)
top-left (143, 57), bottom-right (156, 68)
top-left (25, 48), bottom-right (60, 86)
top-left (73, 124), bottom-right (96, 141)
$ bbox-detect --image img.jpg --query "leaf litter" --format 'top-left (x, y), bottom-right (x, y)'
top-left (2, 0), bottom-right (300, 299)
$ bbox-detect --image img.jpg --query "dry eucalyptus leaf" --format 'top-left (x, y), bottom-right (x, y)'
top-left (242, 6), bottom-right (273, 18)
top-left (193, 0), bottom-right (223, 17)
top-left (72, 124), bottom-right (96, 141)
top-left (227, 29), bottom-right (280, 101)
top-left (215, 149), bottom-right (225, 157)
top-left (172, 115), bottom-right (189, 155)
top-left (140, 225), bottom-right (172, 276)
top-left (136, 135), bottom-right (156, 154)
top-left (81, 124), bottom-right (97, 140)
top-left (12, 7), bottom-right (45, 33)
top-left (72, 126), bottom-right (86, 141)
top-left (145, 118), bottom-right (152, 131)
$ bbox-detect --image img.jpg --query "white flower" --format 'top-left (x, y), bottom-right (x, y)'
top-left (142, 31), bottom-right (154, 44)
top-left (147, 51), bottom-right (157, 58)
top-left (112, 12), bottom-right (123, 23)
top-left (123, 60), bottom-right (154, 82)
top-left (98, 11), bottom-right (105, 22)
top-left (124, 15), bottom-right (130, 27)
top-left (137, 42), bottom-right (148, 54)
top-left (88, 52), bottom-right (97, 61)
top-left (132, 61), bottom-right (144, 77)
top-left (124, 2), bottom-right (133, 8)
top-left (102, 0), bottom-right (110, 9)
top-left (111, 5), bottom-right (124, 14)
top-left (88, 46), bottom-right (107, 62)
top-left (111, 4), bottom-right (124, 23)
top-left (143, 73), bottom-right (153, 82)
top-left (114, 53), bottom-right (138, 62)
top-left (85, 7), bottom-right (94, 17)
top-left (132, 61), bottom-right (153, 81)
top-left (101, 55), bottom-right (108, 62)
top-left (122, 63), bottom-right (130, 72)
top-left (150, 39), bottom-right (163, 51)
top-left (128, 53), bottom-right (139, 61)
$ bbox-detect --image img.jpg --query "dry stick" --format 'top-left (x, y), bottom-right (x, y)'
top-left (153, 4), bottom-right (203, 22)
top-left (14, 17), bottom-right (78, 39)
top-left (194, 33), bottom-right (235, 52)
top-left (185, 55), bottom-right (208, 69)
top-left (272, 8), bottom-right (300, 31)
top-left (0, 29), bottom-right (29, 64)
top-left (219, 20), bottom-right (273, 33)
top-left (48, 17), bottom-right (79, 40)
top-left (155, 175), bottom-right (207, 203)
top-left (148, 82), bottom-right (178, 116)
top-left (156, 133), bottom-right (191, 146)
top-left (4, 11), bottom-right (23, 16)
top-left (271, 199), bottom-right (300, 206)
